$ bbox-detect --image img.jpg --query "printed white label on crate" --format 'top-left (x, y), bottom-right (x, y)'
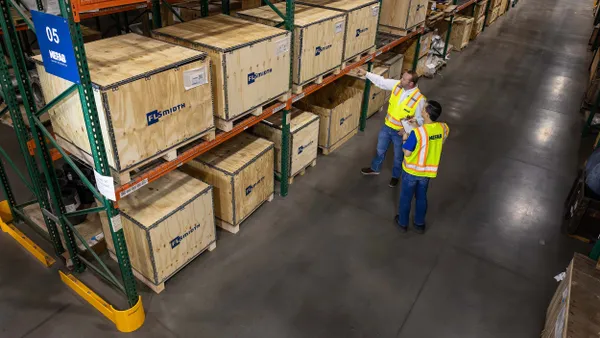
top-left (110, 215), bottom-right (123, 233)
top-left (94, 171), bottom-right (116, 201)
top-left (276, 38), bottom-right (290, 56)
top-left (554, 304), bottom-right (566, 338)
top-left (183, 66), bottom-right (208, 90)
top-left (335, 21), bottom-right (344, 34)
top-left (371, 5), bottom-right (380, 16)
top-left (119, 178), bottom-right (149, 199)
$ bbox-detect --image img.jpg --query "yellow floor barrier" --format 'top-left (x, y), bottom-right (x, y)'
top-left (0, 200), bottom-right (55, 267)
top-left (60, 271), bottom-right (145, 332)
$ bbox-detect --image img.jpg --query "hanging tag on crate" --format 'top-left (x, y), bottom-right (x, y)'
top-left (183, 66), bottom-right (208, 90)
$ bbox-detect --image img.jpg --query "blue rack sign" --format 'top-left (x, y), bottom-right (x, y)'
top-left (31, 11), bottom-right (80, 84)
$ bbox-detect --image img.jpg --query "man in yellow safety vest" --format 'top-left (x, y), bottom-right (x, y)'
top-left (395, 101), bottom-right (449, 234)
top-left (358, 69), bottom-right (427, 187)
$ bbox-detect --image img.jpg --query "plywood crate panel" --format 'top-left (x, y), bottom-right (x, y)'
top-left (379, 0), bottom-right (428, 32)
top-left (473, 0), bottom-right (487, 19)
top-left (252, 108), bottom-right (319, 181)
top-left (153, 15), bottom-right (291, 124)
top-left (34, 34), bottom-right (214, 181)
top-left (101, 170), bottom-right (216, 293)
top-left (542, 253), bottom-right (600, 338)
top-left (298, 0), bottom-right (379, 61)
top-left (470, 15), bottom-right (485, 40)
top-left (401, 54), bottom-right (428, 76)
top-left (181, 133), bottom-right (274, 234)
top-left (341, 65), bottom-right (390, 118)
top-left (499, 0), bottom-right (508, 15)
top-left (238, 4), bottom-right (345, 86)
top-left (294, 82), bottom-right (362, 154)
top-left (489, 0), bottom-right (502, 8)
top-left (486, 5), bottom-right (499, 25)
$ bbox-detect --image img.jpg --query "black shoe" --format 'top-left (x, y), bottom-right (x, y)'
top-left (394, 215), bottom-right (408, 233)
top-left (389, 177), bottom-right (399, 187)
top-left (413, 224), bottom-right (425, 234)
top-left (361, 167), bottom-right (380, 175)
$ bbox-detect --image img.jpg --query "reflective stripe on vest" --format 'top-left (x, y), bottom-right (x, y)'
top-left (384, 84), bottom-right (426, 130)
top-left (402, 123), bottom-right (448, 178)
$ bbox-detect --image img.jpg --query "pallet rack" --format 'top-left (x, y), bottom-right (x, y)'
top-left (0, 0), bottom-right (502, 332)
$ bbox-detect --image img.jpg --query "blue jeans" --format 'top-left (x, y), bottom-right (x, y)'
top-left (371, 125), bottom-right (404, 178)
top-left (398, 170), bottom-right (430, 228)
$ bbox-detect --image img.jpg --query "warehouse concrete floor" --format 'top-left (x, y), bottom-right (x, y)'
top-left (0, 0), bottom-right (595, 336)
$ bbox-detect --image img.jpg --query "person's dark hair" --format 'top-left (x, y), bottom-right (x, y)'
top-left (405, 70), bottom-right (419, 86)
top-left (426, 100), bottom-right (442, 121)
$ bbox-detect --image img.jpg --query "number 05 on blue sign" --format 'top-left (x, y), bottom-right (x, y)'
top-left (31, 11), bottom-right (80, 84)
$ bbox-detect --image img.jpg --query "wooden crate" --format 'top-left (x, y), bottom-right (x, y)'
top-left (182, 133), bottom-right (275, 234)
top-left (470, 15), bottom-right (485, 40)
top-left (375, 52), bottom-right (405, 79)
top-left (238, 4), bottom-right (346, 92)
top-left (379, 0), bottom-right (428, 33)
top-left (294, 82), bottom-right (362, 154)
top-left (473, 0), bottom-right (487, 19)
top-left (34, 34), bottom-right (214, 184)
top-left (341, 65), bottom-right (390, 118)
top-left (298, 0), bottom-right (379, 62)
top-left (395, 31), bottom-right (432, 67)
top-left (486, 5), bottom-right (499, 25)
top-left (101, 170), bottom-right (216, 293)
top-left (489, 0), bottom-right (502, 8)
top-left (252, 108), bottom-right (320, 184)
top-left (499, 0), bottom-right (508, 15)
top-left (152, 15), bottom-right (291, 130)
top-left (439, 15), bottom-right (474, 51)
top-left (542, 253), bottom-right (600, 337)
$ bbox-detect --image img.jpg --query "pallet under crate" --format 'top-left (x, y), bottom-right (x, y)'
top-left (101, 170), bottom-right (216, 294)
top-left (182, 133), bottom-right (275, 234)
top-left (252, 108), bottom-right (320, 184)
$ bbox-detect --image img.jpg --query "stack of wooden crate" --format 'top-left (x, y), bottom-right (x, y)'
top-left (471, 0), bottom-right (487, 40)
top-left (238, 3), bottom-right (346, 94)
top-left (498, 0), bottom-right (509, 16)
top-left (542, 253), bottom-right (600, 337)
top-left (339, 66), bottom-right (390, 118)
top-left (35, 34), bottom-right (222, 293)
top-left (378, 0), bottom-right (429, 36)
top-left (486, 0), bottom-right (502, 26)
top-left (153, 15), bottom-right (292, 132)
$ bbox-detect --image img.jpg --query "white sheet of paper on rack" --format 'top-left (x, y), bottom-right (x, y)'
top-left (401, 120), bottom-right (414, 134)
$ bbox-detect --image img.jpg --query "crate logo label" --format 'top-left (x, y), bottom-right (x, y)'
top-left (170, 223), bottom-right (201, 249)
top-left (248, 68), bottom-right (273, 85)
top-left (245, 176), bottom-right (265, 196)
top-left (355, 28), bottom-right (368, 37)
top-left (297, 140), bottom-right (314, 154)
top-left (315, 44), bottom-right (332, 56)
top-left (146, 103), bottom-right (186, 126)
top-left (340, 113), bottom-right (353, 125)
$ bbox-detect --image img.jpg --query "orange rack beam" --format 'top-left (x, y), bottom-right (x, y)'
top-left (114, 27), bottom-right (424, 201)
top-left (71, 0), bottom-right (149, 22)
top-left (456, 0), bottom-right (479, 12)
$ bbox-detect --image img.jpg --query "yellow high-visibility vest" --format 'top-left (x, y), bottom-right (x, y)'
top-left (384, 83), bottom-right (426, 130)
top-left (402, 122), bottom-right (449, 178)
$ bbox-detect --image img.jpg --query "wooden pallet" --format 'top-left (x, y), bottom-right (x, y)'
top-left (288, 159), bottom-right (317, 185)
top-left (214, 193), bottom-right (274, 234)
top-left (292, 67), bottom-right (341, 94)
top-left (109, 241), bottom-right (217, 294)
top-left (378, 22), bottom-right (426, 37)
top-left (320, 129), bottom-right (358, 155)
top-left (341, 46), bottom-right (377, 69)
top-left (214, 91), bottom-right (290, 132)
top-left (56, 127), bottom-right (216, 185)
